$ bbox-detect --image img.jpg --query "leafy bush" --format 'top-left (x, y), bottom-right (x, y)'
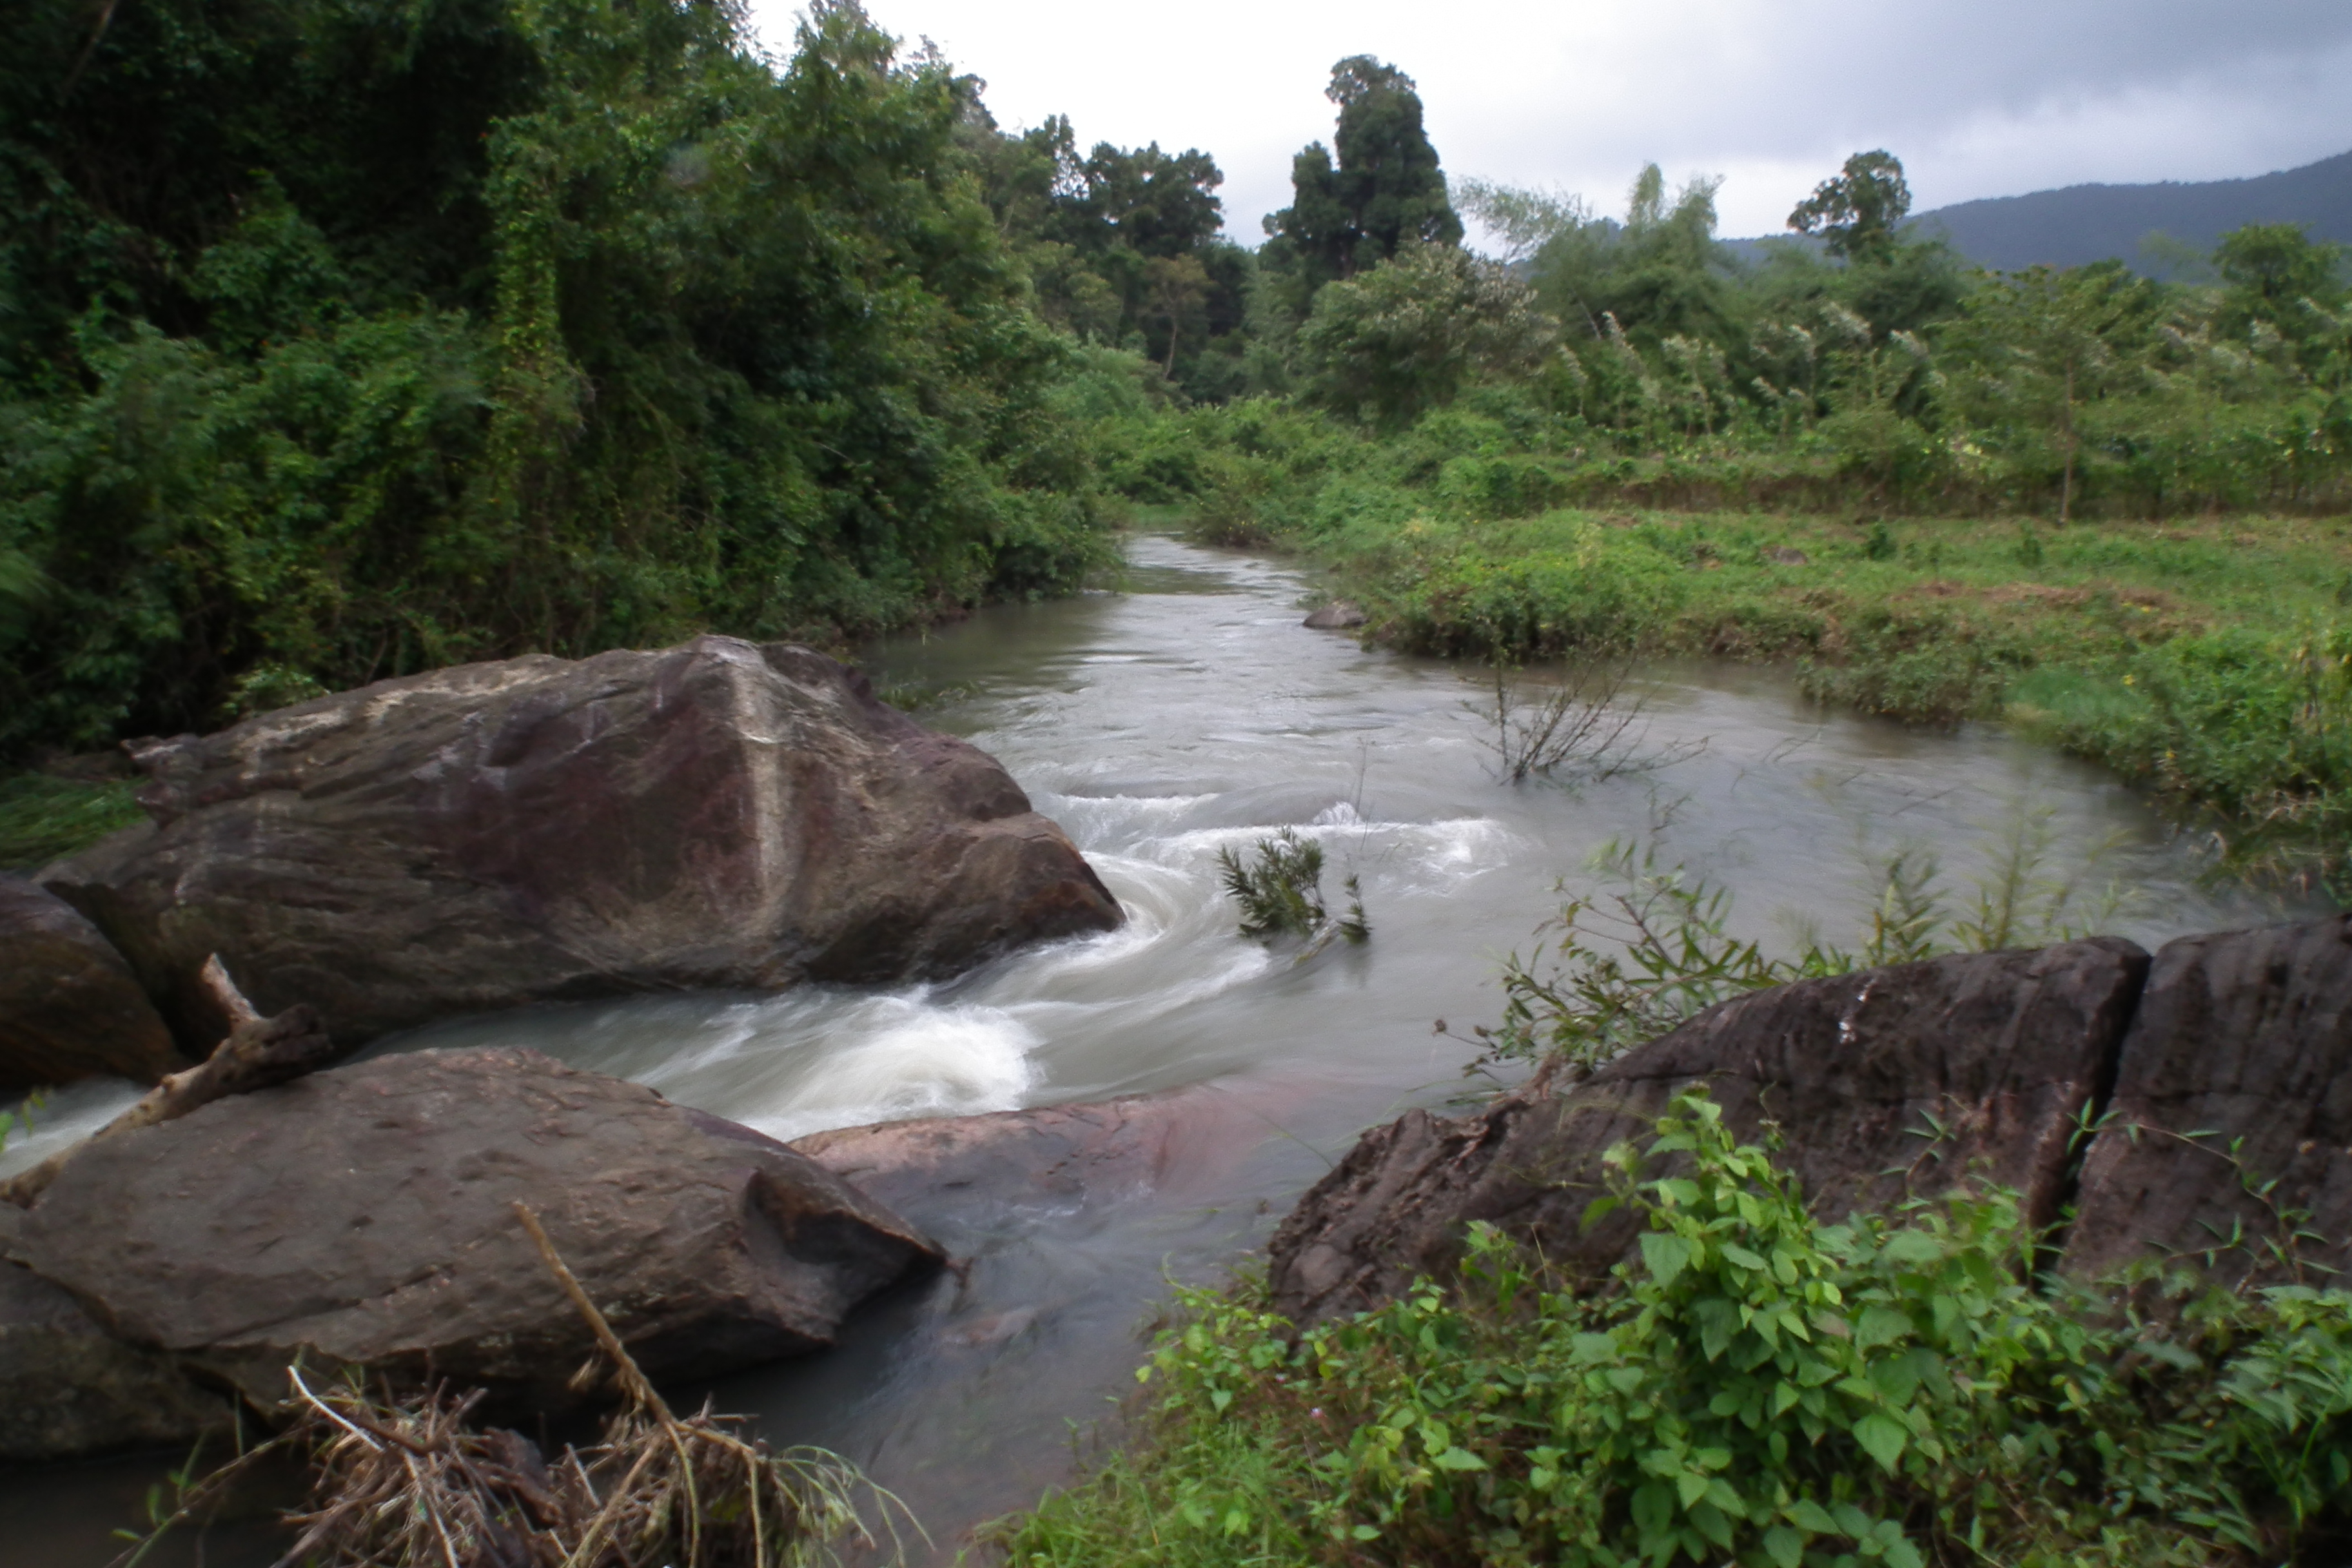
top-left (997, 1090), bottom-right (2352, 1568)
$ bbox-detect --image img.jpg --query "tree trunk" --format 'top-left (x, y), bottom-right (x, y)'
top-left (2059, 358), bottom-right (2076, 527)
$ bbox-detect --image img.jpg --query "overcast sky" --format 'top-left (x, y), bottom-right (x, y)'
top-left (743, 0), bottom-right (2352, 246)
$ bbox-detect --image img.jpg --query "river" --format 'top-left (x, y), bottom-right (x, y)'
top-left (3, 531), bottom-right (2299, 1563)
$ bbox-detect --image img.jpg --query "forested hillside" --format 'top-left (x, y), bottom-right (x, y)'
top-left (1910, 148), bottom-right (2352, 273)
top-left (0, 0), bottom-right (1115, 754)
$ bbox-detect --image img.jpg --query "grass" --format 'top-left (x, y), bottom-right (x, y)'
top-left (0, 773), bottom-right (144, 872)
top-left (1251, 505), bottom-right (2352, 882)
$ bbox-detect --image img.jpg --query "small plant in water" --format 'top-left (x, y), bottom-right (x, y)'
top-left (1473, 660), bottom-right (1701, 785)
top-left (1218, 829), bottom-right (1368, 955)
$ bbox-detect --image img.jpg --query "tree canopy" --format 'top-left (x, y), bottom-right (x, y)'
top-left (1788, 150), bottom-right (1912, 264)
top-left (0, 0), bottom-right (1109, 752)
top-left (1268, 56), bottom-right (1462, 291)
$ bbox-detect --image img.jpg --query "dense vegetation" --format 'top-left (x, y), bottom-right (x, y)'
top-left (998, 1096), bottom-right (2352, 1568)
top-left (0, 0), bottom-right (1117, 757)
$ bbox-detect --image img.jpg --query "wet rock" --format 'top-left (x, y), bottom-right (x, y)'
top-left (0, 1248), bottom-right (231, 1462)
top-left (793, 1082), bottom-right (1291, 1224)
top-left (1302, 601), bottom-right (1368, 630)
top-left (8, 1048), bottom-right (943, 1411)
top-left (43, 636), bottom-right (1121, 1049)
top-left (1269, 938), bottom-right (2148, 1326)
top-left (2068, 917), bottom-right (2352, 1289)
top-left (0, 875), bottom-right (182, 1089)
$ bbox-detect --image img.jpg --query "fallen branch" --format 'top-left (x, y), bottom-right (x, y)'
top-left (1, 956), bottom-right (336, 1206)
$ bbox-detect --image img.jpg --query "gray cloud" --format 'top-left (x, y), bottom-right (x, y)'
top-left (751, 0), bottom-right (2352, 240)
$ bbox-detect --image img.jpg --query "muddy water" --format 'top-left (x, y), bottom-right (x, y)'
top-left (5, 533), bottom-right (2301, 1563)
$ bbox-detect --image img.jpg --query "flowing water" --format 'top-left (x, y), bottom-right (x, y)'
top-left (5, 533), bottom-right (2308, 1563)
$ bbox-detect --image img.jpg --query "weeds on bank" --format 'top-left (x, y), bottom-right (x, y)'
top-left (0, 772), bottom-right (142, 870)
top-left (994, 1090), bottom-right (2352, 1568)
top-left (1473, 827), bottom-right (2132, 1072)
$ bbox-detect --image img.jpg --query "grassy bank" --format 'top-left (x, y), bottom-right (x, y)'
top-left (0, 774), bottom-right (142, 874)
top-left (1320, 505), bottom-right (2352, 875)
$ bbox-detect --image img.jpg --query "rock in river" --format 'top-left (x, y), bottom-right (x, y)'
top-left (1268, 938), bottom-right (2150, 1326)
top-left (6, 1048), bottom-right (943, 1411)
top-left (42, 636), bottom-right (1121, 1049)
top-left (1302, 600), bottom-right (1367, 629)
top-left (0, 874), bottom-right (182, 1089)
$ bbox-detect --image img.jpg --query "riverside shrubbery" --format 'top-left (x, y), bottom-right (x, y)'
top-left (997, 1090), bottom-right (2352, 1568)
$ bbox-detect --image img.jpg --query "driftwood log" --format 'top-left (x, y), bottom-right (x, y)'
top-left (1, 956), bottom-right (337, 1208)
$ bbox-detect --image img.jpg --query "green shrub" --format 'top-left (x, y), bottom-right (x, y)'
top-left (997, 1090), bottom-right (2352, 1568)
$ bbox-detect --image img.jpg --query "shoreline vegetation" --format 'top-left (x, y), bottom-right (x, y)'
top-left (1167, 485), bottom-right (2352, 884)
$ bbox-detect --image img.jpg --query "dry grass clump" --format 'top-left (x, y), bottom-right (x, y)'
top-left (120, 1204), bottom-right (916, 1568)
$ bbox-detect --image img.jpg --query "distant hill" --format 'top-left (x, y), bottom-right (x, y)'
top-left (1721, 150), bottom-right (2352, 275)
top-left (1907, 151), bottom-right (2352, 273)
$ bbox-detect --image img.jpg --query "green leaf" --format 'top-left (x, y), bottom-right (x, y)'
top-left (1854, 1304), bottom-right (1911, 1349)
top-left (1351, 1524), bottom-right (1381, 1542)
top-left (1854, 1413), bottom-right (1908, 1473)
top-left (1435, 1446), bottom-right (1487, 1471)
top-left (1785, 1499), bottom-right (1839, 1534)
top-left (1882, 1230), bottom-right (1943, 1265)
top-left (1640, 1231), bottom-right (1692, 1287)
top-left (1676, 1470), bottom-right (1710, 1509)
top-left (1721, 1242), bottom-right (1769, 1269)
top-left (1763, 1524), bottom-right (1805, 1568)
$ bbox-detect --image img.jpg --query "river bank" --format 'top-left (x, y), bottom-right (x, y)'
top-left (1198, 503), bottom-right (2352, 879)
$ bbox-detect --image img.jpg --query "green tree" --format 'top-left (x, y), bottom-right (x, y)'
top-left (1788, 150), bottom-right (1912, 264)
top-left (2215, 222), bottom-right (2349, 358)
top-left (1946, 260), bottom-right (2165, 522)
top-left (1268, 56), bottom-right (1462, 291)
top-left (1295, 244), bottom-right (1556, 426)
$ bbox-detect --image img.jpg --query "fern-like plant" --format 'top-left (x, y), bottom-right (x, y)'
top-left (1217, 830), bottom-right (1369, 952)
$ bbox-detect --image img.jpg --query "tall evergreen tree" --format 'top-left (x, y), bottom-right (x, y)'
top-left (1268, 56), bottom-right (1460, 290)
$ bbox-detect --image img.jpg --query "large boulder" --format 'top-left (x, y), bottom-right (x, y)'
top-left (0, 875), bottom-right (182, 1088)
top-left (42, 636), bottom-right (1122, 1050)
top-left (0, 1246), bottom-right (232, 1460)
top-left (6, 1048), bottom-right (942, 1411)
top-left (1269, 938), bottom-right (2149, 1326)
top-left (2067, 916), bottom-right (2352, 1289)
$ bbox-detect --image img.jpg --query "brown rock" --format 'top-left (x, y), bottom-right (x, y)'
top-left (8, 1048), bottom-right (942, 1411)
top-left (0, 875), bottom-right (182, 1089)
top-left (43, 637), bottom-right (1121, 1050)
top-left (792, 1081), bottom-right (1290, 1220)
top-left (1269, 938), bottom-right (2148, 1326)
top-left (0, 1250), bottom-right (231, 1461)
top-left (2067, 917), bottom-right (2352, 1288)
